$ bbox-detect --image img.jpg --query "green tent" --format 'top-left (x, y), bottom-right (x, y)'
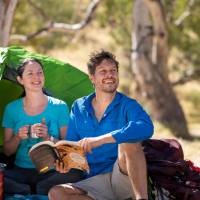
top-left (0, 46), bottom-right (93, 147)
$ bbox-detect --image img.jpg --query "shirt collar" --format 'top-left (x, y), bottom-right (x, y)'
top-left (83, 91), bottom-right (123, 114)
top-left (83, 92), bottom-right (95, 114)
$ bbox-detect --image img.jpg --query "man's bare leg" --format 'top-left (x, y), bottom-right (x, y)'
top-left (118, 143), bottom-right (148, 199)
top-left (48, 184), bottom-right (94, 200)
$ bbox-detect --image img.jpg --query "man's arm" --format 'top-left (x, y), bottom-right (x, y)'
top-left (78, 133), bottom-right (115, 153)
top-left (78, 101), bottom-right (153, 152)
top-left (111, 101), bottom-right (154, 144)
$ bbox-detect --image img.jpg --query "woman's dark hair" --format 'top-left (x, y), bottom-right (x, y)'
top-left (87, 50), bottom-right (119, 75)
top-left (17, 58), bottom-right (43, 77)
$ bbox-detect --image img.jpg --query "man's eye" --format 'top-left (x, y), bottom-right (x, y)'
top-left (27, 73), bottom-right (33, 76)
top-left (112, 70), bottom-right (117, 73)
top-left (100, 70), bottom-right (106, 74)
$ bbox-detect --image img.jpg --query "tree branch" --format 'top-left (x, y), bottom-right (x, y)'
top-left (10, 0), bottom-right (101, 42)
top-left (172, 68), bottom-right (200, 86)
top-left (174, 0), bottom-right (195, 27)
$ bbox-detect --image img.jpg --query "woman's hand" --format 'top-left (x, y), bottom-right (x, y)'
top-left (31, 123), bottom-right (48, 140)
top-left (17, 125), bottom-right (29, 140)
top-left (31, 118), bottom-right (49, 140)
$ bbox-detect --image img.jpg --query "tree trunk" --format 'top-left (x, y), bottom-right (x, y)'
top-left (131, 0), bottom-right (190, 139)
top-left (0, 0), bottom-right (18, 46)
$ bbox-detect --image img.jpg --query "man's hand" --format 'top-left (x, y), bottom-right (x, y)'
top-left (78, 137), bottom-right (103, 153)
top-left (78, 134), bottom-right (116, 153)
top-left (55, 159), bottom-right (69, 173)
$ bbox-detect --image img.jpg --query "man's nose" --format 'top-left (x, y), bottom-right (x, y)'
top-left (106, 71), bottom-right (114, 78)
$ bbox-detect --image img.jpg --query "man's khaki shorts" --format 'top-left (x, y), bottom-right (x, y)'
top-left (71, 160), bottom-right (135, 200)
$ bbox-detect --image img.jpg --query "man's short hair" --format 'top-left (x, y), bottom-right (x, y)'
top-left (87, 50), bottom-right (119, 75)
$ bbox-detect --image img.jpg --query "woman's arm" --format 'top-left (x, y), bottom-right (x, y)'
top-left (4, 125), bottom-right (29, 156)
top-left (60, 126), bottom-right (67, 140)
top-left (3, 128), bottom-right (21, 156)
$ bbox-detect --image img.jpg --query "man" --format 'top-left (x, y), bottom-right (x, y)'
top-left (48, 50), bottom-right (154, 200)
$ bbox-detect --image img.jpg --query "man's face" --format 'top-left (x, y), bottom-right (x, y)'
top-left (89, 59), bottom-right (119, 93)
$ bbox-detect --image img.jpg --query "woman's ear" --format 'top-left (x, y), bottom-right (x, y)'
top-left (17, 76), bottom-right (23, 85)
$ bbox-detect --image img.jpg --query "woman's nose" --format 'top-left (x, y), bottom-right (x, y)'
top-left (32, 74), bottom-right (40, 80)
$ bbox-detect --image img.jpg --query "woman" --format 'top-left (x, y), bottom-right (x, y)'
top-left (2, 59), bottom-right (84, 195)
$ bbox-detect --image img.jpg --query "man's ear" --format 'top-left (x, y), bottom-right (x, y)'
top-left (17, 76), bottom-right (23, 85)
top-left (89, 74), bottom-right (94, 85)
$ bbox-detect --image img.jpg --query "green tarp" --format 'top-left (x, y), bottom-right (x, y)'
top-left (0, 46), bottom-right (93, 146)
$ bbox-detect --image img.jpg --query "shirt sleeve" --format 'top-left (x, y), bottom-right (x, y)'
top-left (111, 100), bottom-right (154, 144)
top-left (66, 102), bottom-right (80, 141)
top-left (57, 102), bottom-right (70, 127)
top-left (2, 104), bottom-right (14, 129)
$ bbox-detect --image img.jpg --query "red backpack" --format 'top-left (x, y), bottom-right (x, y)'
top-left (142, 139), bottom-right (200, 200)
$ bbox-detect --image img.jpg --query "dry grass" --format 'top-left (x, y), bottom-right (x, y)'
top-left (154, 81), bottom-right (200, 166)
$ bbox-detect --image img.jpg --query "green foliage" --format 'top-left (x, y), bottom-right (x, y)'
top-left (13, 0), bottom-right (43, 34)
top-left (96, 0), bottom-right (132, 51)
top-left (12, 0), bottom-right (91, 50)
top-left (165, 0), bottom-right (200, 70)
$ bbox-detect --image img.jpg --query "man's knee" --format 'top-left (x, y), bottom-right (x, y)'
top-left (119, 143), bottom-right (143, 158)
top-left (48, 185), bottom-right (70, 200)
top-left (48, 186), bottom-right (59, 200)
top-left (48, 184), bottom-right (85, 200)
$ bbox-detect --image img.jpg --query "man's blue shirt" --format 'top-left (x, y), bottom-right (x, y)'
top-left (67, 92), bottom-right (154, 178)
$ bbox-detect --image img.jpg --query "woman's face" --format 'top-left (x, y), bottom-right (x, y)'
top-left (17, 61), bottom-right (45, 92)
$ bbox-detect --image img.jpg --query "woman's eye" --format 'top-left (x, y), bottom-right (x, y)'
top-left (38, 71), bottom-right (43, 75)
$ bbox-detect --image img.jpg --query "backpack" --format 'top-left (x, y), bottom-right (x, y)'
top-left (142, 139), bottom-right (200, 200)
top-left (142, 139), bottom-right (184, 162)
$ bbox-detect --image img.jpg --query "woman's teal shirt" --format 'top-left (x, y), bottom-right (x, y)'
top-left (2, 96), bottom-right (69, 168)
